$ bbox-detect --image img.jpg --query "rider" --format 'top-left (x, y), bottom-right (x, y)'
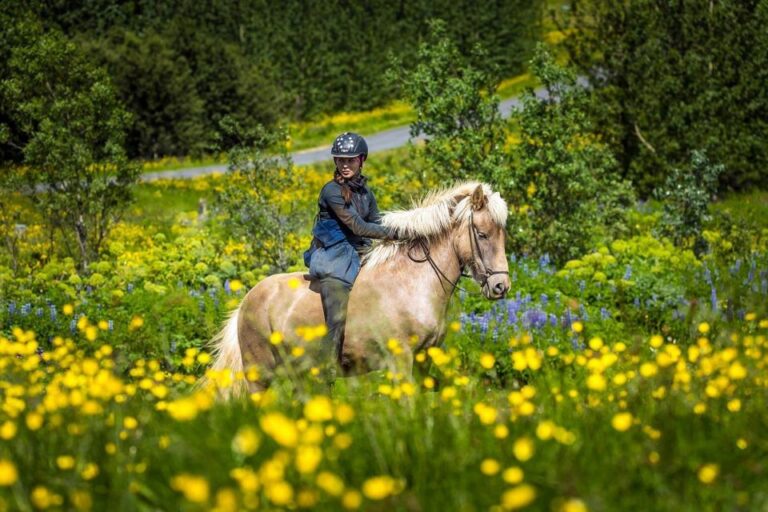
top-left (304, 132), bottom-right (399, 376)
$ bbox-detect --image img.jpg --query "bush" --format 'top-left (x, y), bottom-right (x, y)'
top-left (391, 20), bottom-right (507, 185)
top-left (654, 150), bottom-right (724, 256)
top-left (214, 121), bottom-right (308, 272)
top-left (502, 46), bottom-right (635, 265)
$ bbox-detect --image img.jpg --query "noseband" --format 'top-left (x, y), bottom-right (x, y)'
top-left (407, 210), bottom-right (509, 295)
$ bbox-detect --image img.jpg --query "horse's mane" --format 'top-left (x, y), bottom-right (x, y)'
top-left (363, 181), bottom-right (508, 268)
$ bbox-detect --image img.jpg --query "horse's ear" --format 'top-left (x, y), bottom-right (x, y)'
top-left (470, 185), bottom-right (486, 211)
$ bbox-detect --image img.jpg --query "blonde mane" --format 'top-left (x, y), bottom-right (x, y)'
top-left (363, 181), bottom-right (508, 268)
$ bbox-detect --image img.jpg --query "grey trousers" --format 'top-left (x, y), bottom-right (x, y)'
top-left (319, 277), bottom-right (351, 365)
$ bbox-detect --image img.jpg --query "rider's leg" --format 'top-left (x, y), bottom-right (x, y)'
top-left (319, 277), bottom-right (351, 371)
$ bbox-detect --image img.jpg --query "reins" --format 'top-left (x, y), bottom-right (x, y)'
top-left (406, 209), bottom-right (509, 296)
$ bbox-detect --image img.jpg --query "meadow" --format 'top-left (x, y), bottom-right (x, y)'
top-left (1, 145), bottom-right (767, 511)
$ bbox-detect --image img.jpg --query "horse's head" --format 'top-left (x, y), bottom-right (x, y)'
top-left (454, 184), bottom-right (510, 299)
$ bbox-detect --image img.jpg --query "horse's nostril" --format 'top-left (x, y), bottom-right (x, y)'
top-left (494, 282), bottom-right (508, 296)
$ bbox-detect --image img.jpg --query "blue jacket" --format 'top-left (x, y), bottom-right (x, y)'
top-left (304, 179), bottom-right (393, 286)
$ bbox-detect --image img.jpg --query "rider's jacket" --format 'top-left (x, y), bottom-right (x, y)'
top-left (314, 179), bottom-right (390, 250)
top-left (305, 178), bottom-right (392, 286)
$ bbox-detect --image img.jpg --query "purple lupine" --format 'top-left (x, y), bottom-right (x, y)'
top-left (127, 283), bottom-right (134, 293)
top-left (49, 305), bottom-right (57, 321)
top-left (8, 302), bottom-right (16, 315)
top-left (224, 279), bottom-right (232, 294)
top-left (108, 320), bottom-right (114, 331)
top-left (563, 308), bottom-right (573, 329)
top-left (600, 307), bottom-right (611, 320)
top-left (623, 265), bottom-right (632, 280)
top-left (69, 319), bottom-right (77, 333)
top-left (36, 307), bottom-right (43, 318)
top-left (540, 293), bottom-right (548, 306)
top-left (549, 313), bottom-right (558, 327)
top-left (710, 286), bottom-right (718, 312)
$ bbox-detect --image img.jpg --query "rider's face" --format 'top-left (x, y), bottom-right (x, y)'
top-left (334, 156), bottom-right (362, 179)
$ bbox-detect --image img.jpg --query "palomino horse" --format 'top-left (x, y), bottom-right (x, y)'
top-left (208, 182), bottom-right (510, 396)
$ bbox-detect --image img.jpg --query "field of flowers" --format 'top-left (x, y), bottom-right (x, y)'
top-left (1, 156), bottom-right (767, 510)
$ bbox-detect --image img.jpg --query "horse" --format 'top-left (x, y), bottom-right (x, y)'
top-left (206, 182), bottom-right (510, 396)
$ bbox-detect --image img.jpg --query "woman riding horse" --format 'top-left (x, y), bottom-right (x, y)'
top-left (304, 133), bottom-right (399, 378)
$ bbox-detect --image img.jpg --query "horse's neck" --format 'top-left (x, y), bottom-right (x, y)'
top-left (369, 235), bottom-right (462, 312)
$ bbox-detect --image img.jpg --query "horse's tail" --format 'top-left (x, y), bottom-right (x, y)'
top-left (200, 306), bottom-right (248, 399)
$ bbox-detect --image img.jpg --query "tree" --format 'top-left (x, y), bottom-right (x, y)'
top-left (215, 120), bottom-right (307, 272)
top-left (392, 20), bottom-right (507, 185)
top-left (83, 27), bottom-right (209, 159)
top-left (555, 0), bottom-right (768, 195)
top-left (1, 22), bottom-right (139, 271)
top-left (503, 46), bottom-right (634, 264)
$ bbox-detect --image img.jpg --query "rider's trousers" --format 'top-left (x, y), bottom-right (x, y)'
top-left (318, 277), bottom-right (351, 366)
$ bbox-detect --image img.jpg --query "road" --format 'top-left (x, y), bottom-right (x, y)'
top-left (140, 87), bottom-right (549, 182)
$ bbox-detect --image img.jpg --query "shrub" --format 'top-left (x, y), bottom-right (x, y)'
top-left (502, 46), bottom-right (635, 265)
top-left (654, 150), bottom-right (724, 256)
top-left (391, 20), bottom-right (507, 185)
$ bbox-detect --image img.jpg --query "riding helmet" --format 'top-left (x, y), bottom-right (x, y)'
top-left (331, 132), bottom-right (368, 159)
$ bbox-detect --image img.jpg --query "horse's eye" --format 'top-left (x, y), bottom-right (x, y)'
top-left (478, 232), bottom-right (488, 239)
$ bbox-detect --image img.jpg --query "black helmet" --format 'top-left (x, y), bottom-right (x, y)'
top-left (331, 132), bottom-right (368, 159)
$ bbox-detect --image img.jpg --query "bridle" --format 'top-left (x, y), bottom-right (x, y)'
top-left (407, 209), bottom-right (509, 295)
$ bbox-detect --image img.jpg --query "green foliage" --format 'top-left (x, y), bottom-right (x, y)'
top-left (503, 46), bottom-right (634, 265)
top-left (215, 121), bottom-right (307, 272)
top-left (0, 22), bottom-right (139, 271)
top-left (1, 1), bottom-right (543, 160)
top-left (655, 150), bottom-right (724, 255)
top-left (392, 20), bottom-right (508, 184)
top-left (82, 28), bottom-right (209, 158)
top-left (557, 0), bottom-right (768, 195)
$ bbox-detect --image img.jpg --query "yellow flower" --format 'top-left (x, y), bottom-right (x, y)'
top-left (260, 413), bottom-right (298, 447)
top-left (0, 460), bottom-right (18, 486)
top-left (310, 472), bottom-right (341, 498)
top-left (334, 403), bottom-right (355, 424)
top-left (362, 475), bottom-right (397, 500)
top-left (502, 466), bottom-right (524, 484)
top-left (571, 321), bottom-right (583, 333)
top-left (480, 353), bottom-right (496, 369)
top-left (171, 474), bottom-right (210, 503)
top-left (698, 464), bottom-right (719, 484)
top-left (501, 484), bottom-right (536, 510)
top-left (230, 279), bottom-right (244, 292)
top-left (80, 463), bottom-right (99, 480)
top-left (269, 331), bottom-right (284, 345)
top-left (304, 396), bottom-right (334, 422)
top-left (265, 481), bottom-right (293, 505)
top-left (561, 498), bottom-right (589, 512)
top-left (123, 417), bottom-right (138, 430)
top-left (295, 445), bottom-right (323, 474)
top-left (450, 321), bottom-right (461, 332)
top-left (56, 455), bottom-right (75, 470)
top-left (698, 322), bottom-right (710, 334)
top-left (513, 437), bottom-right (535, 462)
top-left (26, 412), bottom-right (43, 430)
top-left (588, 337), bottom-right (603, 351)
top-left (342, 489), bottom-right (362, 509)
top-left (129, 315), bottom-right (144, 331)
top-left (611, 412), bottom-right (633, 432)
top-left (232, 426), bottom-right (261, 456)
top-left (0, 421), bottom-right (17, 440)
top-left (98, 320), bottom-right (109, 331)
top-left (31, 486), bottom-right (57, 509)
top-left (586, 374), bottom-right (606, 392)
top-left (62, 304), bottom-right (75, 315)
top-left (480, 458), bottom-right (501, 475)
top-left (649, 335), bottom-right (663, 348)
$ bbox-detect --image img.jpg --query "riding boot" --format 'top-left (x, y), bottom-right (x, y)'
top-left (319, 277), bottom-right (351, 380)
